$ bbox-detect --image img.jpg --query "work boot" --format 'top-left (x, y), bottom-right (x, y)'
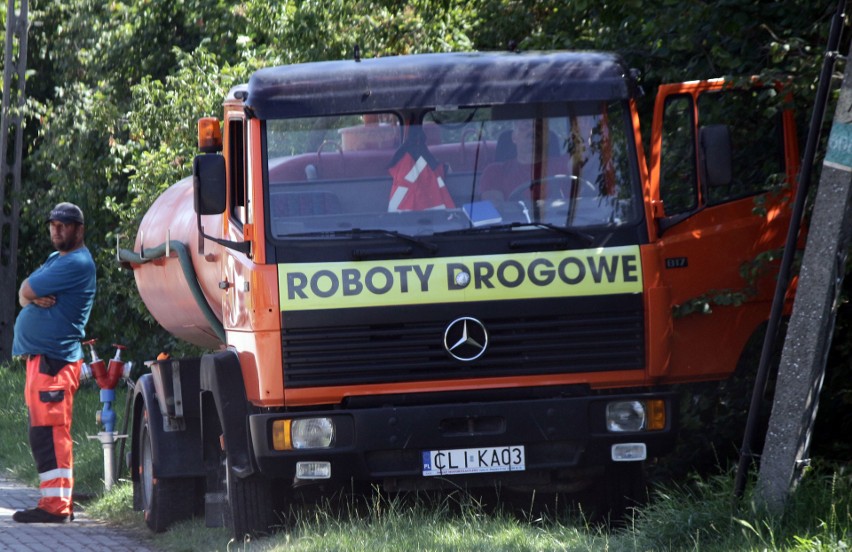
top-left (12, 507), bottom-right (71, 523)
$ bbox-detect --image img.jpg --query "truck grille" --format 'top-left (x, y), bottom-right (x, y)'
top-left (282, 296), bottom-right (644, 388)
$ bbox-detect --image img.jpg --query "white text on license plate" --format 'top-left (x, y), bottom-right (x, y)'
top-left (422, 445), bottom-right (525, 476)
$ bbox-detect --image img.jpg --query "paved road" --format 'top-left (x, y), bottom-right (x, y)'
top-left (0, 475), bottom-right (160, 551)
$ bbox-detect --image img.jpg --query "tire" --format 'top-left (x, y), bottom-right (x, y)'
top-left (138, 406), bottom-right (199, 532)
top-left (579, 462), bottom-right (647, 524)
top-left (223, 455), bottom-right (274, 538)
top-left (205, 409), bottom-right (275, 538)
top-left (602, 462), bottom-right (647, 523)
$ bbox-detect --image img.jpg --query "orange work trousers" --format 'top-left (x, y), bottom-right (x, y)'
top-left (24, 354), bottom-right (81, 517)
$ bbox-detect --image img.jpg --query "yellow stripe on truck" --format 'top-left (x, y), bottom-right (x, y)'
top-left (279, 246), bottom-right (643, 311)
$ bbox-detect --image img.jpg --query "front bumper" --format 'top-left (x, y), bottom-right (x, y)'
top-left (249, 391), bottom-right (677, 485)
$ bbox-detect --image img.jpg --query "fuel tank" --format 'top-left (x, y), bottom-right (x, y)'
top-left (131, 177), bottom-right (225, 348)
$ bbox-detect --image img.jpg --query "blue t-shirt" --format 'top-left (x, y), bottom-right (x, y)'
top-left (13, 247), bottom-right (97, 362)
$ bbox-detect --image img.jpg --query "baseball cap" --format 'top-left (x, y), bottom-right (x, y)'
top-left (47, 202), bottom-right (85, 225)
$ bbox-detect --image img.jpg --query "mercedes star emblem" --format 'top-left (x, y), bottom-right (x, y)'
top-left (444, 317), bottom-right (488, 361)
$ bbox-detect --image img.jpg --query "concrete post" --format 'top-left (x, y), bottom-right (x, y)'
top-left (754, 57), bottom-right (852, 514)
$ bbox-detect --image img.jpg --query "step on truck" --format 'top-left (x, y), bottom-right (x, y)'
top-left (121, 51), bottom-right (800, 537)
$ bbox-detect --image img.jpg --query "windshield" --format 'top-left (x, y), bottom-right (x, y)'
top-left (265, 102), bottom-right (640, 239)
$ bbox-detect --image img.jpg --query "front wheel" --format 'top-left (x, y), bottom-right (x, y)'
top-left (205, 411), bottom-right (276, 538)
top-left (224, 454), bottom-right (275, 538)
top-left (138, 405), bottom-right (200, 532)
top-left (601, 462), bottom-right (647, 523)
top-left (579, 462), bottom-right (647, 525)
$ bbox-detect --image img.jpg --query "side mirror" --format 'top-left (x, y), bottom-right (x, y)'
top-left (699, 124), bottom-right (732, 189)
top-left (191, 153), bottom-right (251, 256)
top-left (193, 154), bottom-right (227, 215)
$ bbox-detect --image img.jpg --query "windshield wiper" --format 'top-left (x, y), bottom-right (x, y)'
top-left (351, 228), bottom-right (438, 253)
top-left (438, 222), bottom-right (595, 246)
top-left (285, 228), bottom-right (438, 253)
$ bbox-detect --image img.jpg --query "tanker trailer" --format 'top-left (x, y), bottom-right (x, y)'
top-left (127, 177), bottom-right (225, 348)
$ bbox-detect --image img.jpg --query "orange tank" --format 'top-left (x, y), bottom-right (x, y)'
top-left (131, 177), bottom-right (224, 348)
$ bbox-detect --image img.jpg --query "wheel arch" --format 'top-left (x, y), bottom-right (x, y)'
top-left (130, 373), bottom-right (205, 485)
top-left (199, 349), bottom-right (257, 477)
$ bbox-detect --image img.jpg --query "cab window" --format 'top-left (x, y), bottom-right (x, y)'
top-left (228, 118), bottom-right (247, 227)
top-left (659, 94), bottom-right (698, 216)
top-left (697, 88), bottom-right (786, 204)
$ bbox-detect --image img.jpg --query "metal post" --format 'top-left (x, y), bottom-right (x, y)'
top-left (89, 432), bottom-right (118, 491)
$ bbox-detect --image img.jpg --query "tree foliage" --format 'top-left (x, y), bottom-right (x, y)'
top-left (243, 0), bottom-right (476, 62)
top-left (3, 1), bottom-right (847, 425)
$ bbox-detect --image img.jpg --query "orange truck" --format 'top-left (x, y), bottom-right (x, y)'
top-left (121, 51), bottom-right (799, 537)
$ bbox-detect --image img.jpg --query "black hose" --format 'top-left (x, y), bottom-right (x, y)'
top-left (116, 377), bottom-right (135, 480)
top-left (118, 241), bottom-right (226, 343)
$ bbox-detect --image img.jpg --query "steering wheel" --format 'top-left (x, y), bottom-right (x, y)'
top-left (317, 140), bottom-right (343, 155)
top-left (506, 174), bottom-right (597, 203)
top-left (505, 175), bottom-right (597, 224)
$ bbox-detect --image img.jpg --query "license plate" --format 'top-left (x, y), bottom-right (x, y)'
top-left (422, 445), bottom-right (525, 476)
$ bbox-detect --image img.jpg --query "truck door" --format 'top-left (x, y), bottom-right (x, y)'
top-left (648, 80), bottom-right (799, 382)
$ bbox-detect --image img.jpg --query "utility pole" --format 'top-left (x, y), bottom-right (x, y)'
top-left (0, 0), bottom-right (28, 361)
top-left (754, 52), bottom-right (852, 513)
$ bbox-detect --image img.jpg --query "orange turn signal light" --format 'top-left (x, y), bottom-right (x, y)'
top-left (272, 419), bottom-right (292, 451)
top-left (646, 399), bottom-right (667, 431)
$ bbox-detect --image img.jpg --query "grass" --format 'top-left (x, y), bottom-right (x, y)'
top-left (2, 361), bottom-right (850, 551)
top-left (85, 473), bottom-right (850, 552)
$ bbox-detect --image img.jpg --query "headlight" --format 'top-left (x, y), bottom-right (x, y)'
top-left (291, 418), bottom-right (335, 449)
top-left (272, 417), bottom-right (335, 450)
top-left (606, 401), bottom-right (646, 432)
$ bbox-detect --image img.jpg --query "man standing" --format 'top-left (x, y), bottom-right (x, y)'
top-left (11, 202), bottom-right (96, 523)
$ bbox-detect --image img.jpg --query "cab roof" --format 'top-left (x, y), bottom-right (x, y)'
top-left (244, 51), bottom-right (635, 120)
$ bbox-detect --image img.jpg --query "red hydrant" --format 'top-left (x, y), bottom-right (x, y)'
top-left (81, 339), bottom-right (133, 490)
